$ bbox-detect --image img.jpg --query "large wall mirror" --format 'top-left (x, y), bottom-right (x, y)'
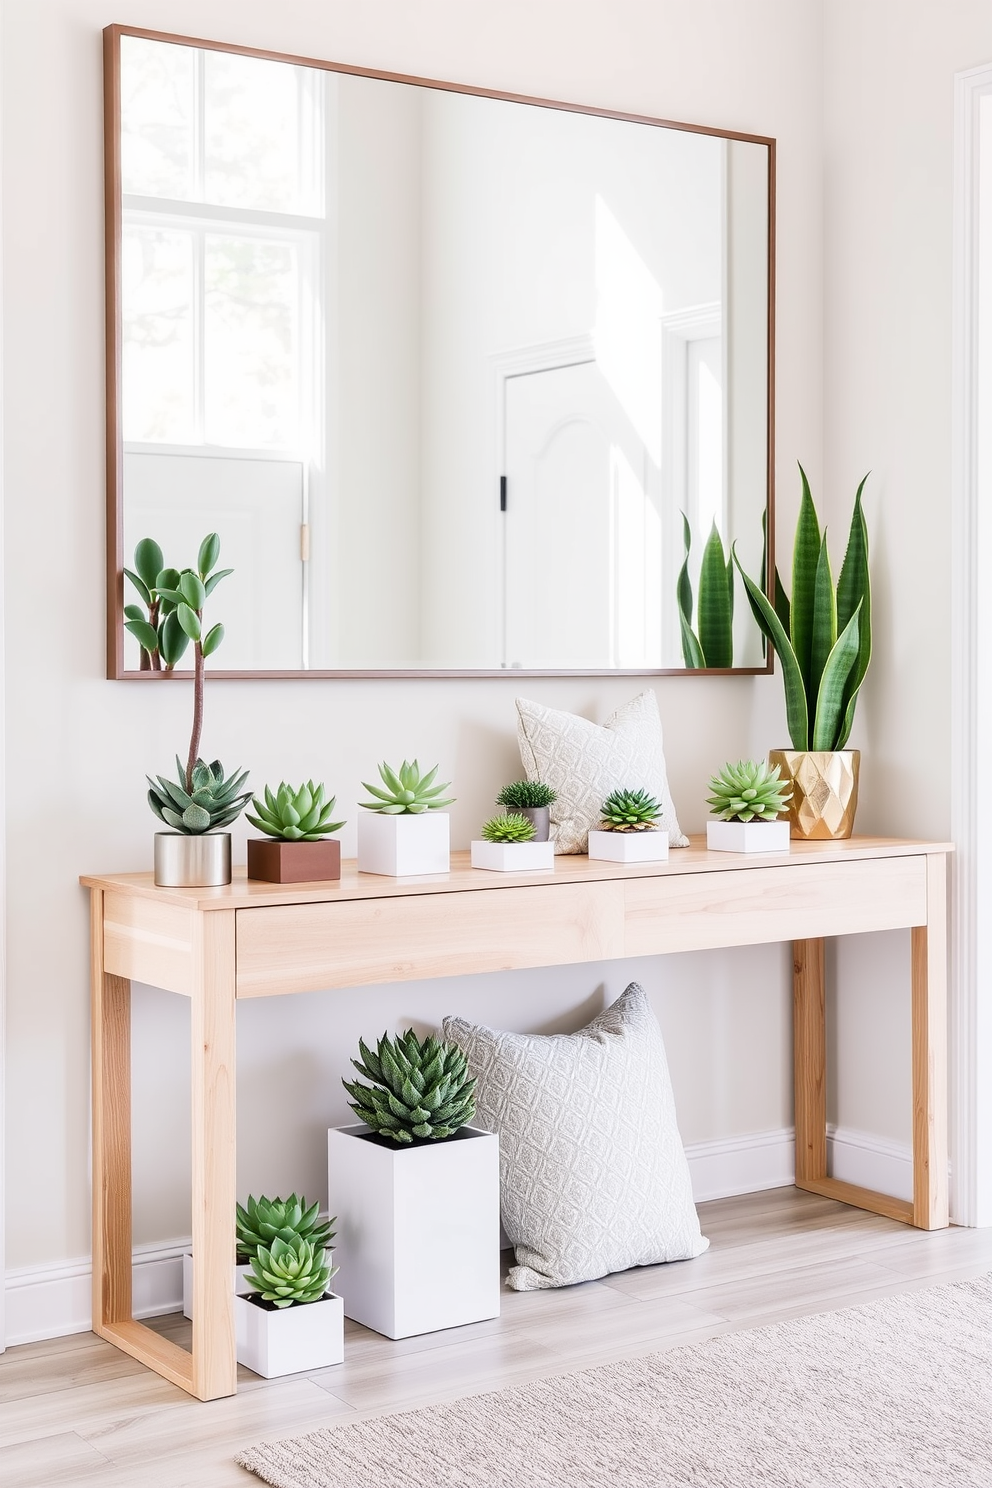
top-left (105, 26), bottom-right (775, 678)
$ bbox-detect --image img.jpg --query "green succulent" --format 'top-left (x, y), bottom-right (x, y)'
top-left (236, 1194), bottom-right (335, 1260)
top-left (481, 812), bottom-right (536, 843)
top-left (360, 760), bottom-right (454, 814)
top-left (678, 516), bottom-right (735, 669)
top-left (147, 756), bottom-right (251, 835)
top-left (245, 1234), bottom-right (337, 1309)
top-left (599, 788), bottom-right (663, 832)
top-left (495, 780), bottom-right (557, 809)
top-left (343, 1029), bottom-right (476, 1143)
top-left (707, 760), bottom-right (792, 823)
top-left (247, 782), bottom-right (345, 842)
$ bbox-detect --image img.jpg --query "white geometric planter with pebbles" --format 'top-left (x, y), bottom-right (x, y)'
top-left (181, 1254), bottom-right (252, 1320)
top-left (327, 1123), bottom-right (500, 1339)
top-left (234, 1291), bottom-right (344, 1378)
top-left (470, 839), bottom-right (555, 873)
top-left (357, 811), bottom-right (450, 876)
top-left (706, 819), bottom-right (791, 854)
top-left (586, 829), bottom-right (669, 863)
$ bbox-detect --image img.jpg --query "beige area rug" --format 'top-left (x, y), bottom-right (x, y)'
top-left (237, 1273), bottom-right (992, 1487)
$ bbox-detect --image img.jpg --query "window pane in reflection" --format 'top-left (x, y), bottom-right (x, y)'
top-left (120, 37), bottom-right (194, 199)
top-left (203, 52), bottom-right (321, 214)
top-left (122, 226), bottom-right (195, 443)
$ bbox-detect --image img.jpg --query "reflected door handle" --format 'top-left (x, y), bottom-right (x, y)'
top-left (300, 524), bottom-right (310, 562)
top-left (500, 476), bottom-right (507, 512)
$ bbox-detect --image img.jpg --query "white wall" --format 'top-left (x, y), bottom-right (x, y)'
top-left (3, 0), bottom-right (826, 1286)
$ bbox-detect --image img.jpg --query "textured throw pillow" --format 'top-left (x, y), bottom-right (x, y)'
top-left (442, 984), bottom-right (708, 1291)
top-left (515, 691), bottom-right (689, 853)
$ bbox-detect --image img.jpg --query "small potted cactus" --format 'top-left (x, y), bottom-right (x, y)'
top-left (182, 1192), bottom-right (331, 1321)
top-left (328, 1030), bottom-right (499, 1339)
top-left (233, 1199), bottom-right (343, 1377)
top-left (494, 780), bottom-right (558, 842)
top-left (246, 781), bottom-right (345, 883)
top-left (586, 788), bottom-right (670, 863)
top-left (706, 759), bottom-right (792, 853)
top-left (470, 812), bottom-right (555, 873)
top-left (357, 759), bottom-right (454, 876)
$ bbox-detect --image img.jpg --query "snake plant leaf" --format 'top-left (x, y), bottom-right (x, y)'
top-left (176, 602), bottom-right (201, 643)
top-left (809, 532), bottom-right (837, 703)
top-left (125, 618), bottom-right (160, 654)
top-left (198, 532), bottom-right (220, 577)
top-left (698, 522), bottom-right (734, 669)
top-left (774, 566), bottom-right (791, 635)
top-left (123, 567), bottom-right (152, 606)
top-left (834, 476), bottom-right (872, 749)
top-left (179, 571), bottom-right (206, 610)
top-left (201, 623), bottom-right (224, 657)
top-left (677, 513), bottom-right (694, 625)
top-left (790, 465), bottom-right (822, 704)
top-left (733, 546), bottom-right (809, 749)
top-left (811, 604), bottom-right (862, 750)
top-left (134, 538), bottom-right (164, 591)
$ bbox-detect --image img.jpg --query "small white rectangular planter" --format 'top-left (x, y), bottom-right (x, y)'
top-left (470, 839), bottom-right (555, 872)
top-left (706, 819), bottom-right (791, 854)
top-left (586, 829), bottom-right (669, 863)
top-left (328, 1123), bottom-right (500, 1339)
top-left (357, 811), bottom-right (450, 876)
top-left (182, 1254), bottom-right (252, 1320)
top-left (235, 1291), bottom-right (344, 1378)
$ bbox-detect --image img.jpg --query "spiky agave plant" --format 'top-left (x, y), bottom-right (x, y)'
top-left (343, 1030), bottom-right (476, 1143)
top-left (147, 757), bottom-right (251, 835)
top-left (678, 516), bottom-right (734, 669)
top-left (707, 760), bottom-right (792, 823)
top-left (599, 788), bottom-right (663, 833)
top-left (360, 760), bottom-right (454, 814)
top-left (481, 812), bottom-right (536, 844)
top-left (247, 782), bottom-right (345, 841)
top-left (496, 780), bottom-right (557, 809)
top-left (236, 1194), bottom-right (334, 1260)
top-left (246, 1234), bottom-right (337, 1308)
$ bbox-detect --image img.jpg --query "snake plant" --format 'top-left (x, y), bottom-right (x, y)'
top-left (707, 760), bottom-right (792, 823)
top-left (678, 517), bottom-right (734, 669)
top-left (343, 1029), bottom-right (476, 1143)
top-left (481, 812), bottom-right (536, 843)
top-left (245, 1234), bottom-right (337, 1308)
top-left (734, 466), bottom-right (871, 751)
top-left (247, 782), bottom-right (345, 841)
top-left (360, 760), bottom-right (454, 814)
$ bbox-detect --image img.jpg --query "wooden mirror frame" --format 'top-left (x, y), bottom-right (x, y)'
top-left (105, 23), bottom-right (776, 680)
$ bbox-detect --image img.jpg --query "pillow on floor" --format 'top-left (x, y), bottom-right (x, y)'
top-left (515, 690), bottom-right (689, 853)
top-left (442, 984), bottom-right (707, 1291)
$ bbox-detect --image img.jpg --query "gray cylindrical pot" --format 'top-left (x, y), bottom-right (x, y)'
top-left (154, 832), bottom-right (232, 887)
top-left (517, 805), bottom-right (550, 841)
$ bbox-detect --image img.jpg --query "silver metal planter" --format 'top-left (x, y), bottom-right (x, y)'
top-left (154, 832), bottom-right (232, 887)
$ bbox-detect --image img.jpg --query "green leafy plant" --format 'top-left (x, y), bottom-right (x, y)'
top-left (147, 757), bottom-right (251, 835)
top-left (124, 538), bottom-right (190, 672)
top-left (677, 517), bottom-right (734, 669)
top-left (496, 780), bottom-right (557, 809)
top-left (360, 760), bottom-right (454, 814)
top-left (481, 812), bottom-right (536, 843)
top-left (343, 1030), bottom-right (476, 1143)
top-left (236, 1194), bottom-right (334, 1260)
top-left (706, 760), bottom-right (792, 823)
top-left (599, 788), bottom-right (663, 833)
top-left (734, 466), bottom-right (871, 751)
top-left (245, 1234), bottom-right (337, 1309)
top-left (247, 782), bottom-right (345, 842)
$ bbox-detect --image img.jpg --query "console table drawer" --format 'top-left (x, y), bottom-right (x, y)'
top-left (235, 881), bottom-right (625, 997)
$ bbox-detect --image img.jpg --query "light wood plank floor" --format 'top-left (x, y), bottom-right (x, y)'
top-left (3, 1187), bottom-right (991, 1488)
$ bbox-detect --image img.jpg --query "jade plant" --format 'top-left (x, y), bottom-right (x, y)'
top-left (734, 466), bottom-right (871, 751)
top-left (236, 1194), bottom-right (335, 1260)
top-left (496, 780), bottom-right (557, 810)
top-left (124, 538), bottom-right (191, 672)
top-left (599, 788), bottom-right (663, 833)
top-left (246, 1234), bottom-right (337, 1309)
top-left (481, 812), bottom-right (536, 844)
top-left (360, 760), bottom-right (454, 814)
top-left (343, 1030), bottom-right (476, 1143)
top-left (247, 782), bottom-right (345, 841)
top-left (677, 517), bottom-right (734, 669)
top-left (707, 760), bottom-right (792, 823)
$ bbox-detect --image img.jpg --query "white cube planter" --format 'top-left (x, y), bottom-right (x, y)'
top-left (181, 1254), bottom-right (252, 1320)
top-left (235, 1291), bottom-right (344, 1378)
top-left (470, 839), bottom-right (555, 873)
top-left (706, 819), bottom-right (791, 854)
top-left (357, 811), bottom-right (450, 876)
top-left (586, 829), bottom-right (669, 863)
top-left (328, 1123), bottom-right (500, 1339)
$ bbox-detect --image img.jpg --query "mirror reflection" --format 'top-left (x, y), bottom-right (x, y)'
top-left (112, 32), bottom-right (773, 674)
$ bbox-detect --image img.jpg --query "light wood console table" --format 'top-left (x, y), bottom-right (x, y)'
top-left (82, 834), bottom-right (951, 1401)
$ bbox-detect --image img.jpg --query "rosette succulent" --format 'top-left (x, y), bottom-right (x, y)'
top-left (236, 1194), bottom-right (334, 1260)
top-left (599, 788), bottom-right (663, 832)
top-left (496, 780), bottom-right (557, 809)
top-left (707, 760), bottom-right (792, 823)
top-left (481, 812), bottom-right (536, 844)
top-left (147, 756), bottom-right (251, 835)
top-left (247, 782), bottom-right (345, 841)
top-left (360, 760), bottom-right (454, 814)
top-left (343, 1029), bottom-right (476, 1143)
top-left (246, 1234), bottom-right (337, 1308)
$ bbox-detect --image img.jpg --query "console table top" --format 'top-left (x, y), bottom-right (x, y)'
top-left (81, 834), bottom-right (953, 912)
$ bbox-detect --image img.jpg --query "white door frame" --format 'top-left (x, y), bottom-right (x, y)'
top-left (951, 62), bottom-right (992, 1226)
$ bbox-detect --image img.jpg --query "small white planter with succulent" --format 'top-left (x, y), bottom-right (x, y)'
top-left (183, 1193), bottom-right (329, 1322)
top-left (471, 812), bottom-right (555, 872)
top-left (234, 1196), bottom-right (342, 1378)
top-left (357, 760), bottom-right (453, 876)
top-left (706, 759), bottom-right (792, 853)
top-left (586, 789), bottom-right (670, 862)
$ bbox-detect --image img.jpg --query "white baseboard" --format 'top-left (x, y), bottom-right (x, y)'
top-left (3, 1125), bottom-right (919, 1347)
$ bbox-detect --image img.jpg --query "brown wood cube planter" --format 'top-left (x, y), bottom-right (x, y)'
top-left (247, 838), bottom-right (341, 884)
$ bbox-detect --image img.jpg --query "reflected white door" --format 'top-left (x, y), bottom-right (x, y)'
top-left (503, 361), bottom-right (661, 669)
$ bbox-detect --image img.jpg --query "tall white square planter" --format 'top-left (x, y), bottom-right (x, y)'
top-left (586, 829), bottom-right (669, 863)
top-left (706, 819), bottom-right (791, 854)
top-left (328, 1123), bottom-right (500, 1339)
top-left (470, 839), bottom-right (555, 872)
top-left (235, 1291), bottom-right (344, 1378)
top-left (357, 811), bottom-right (450, 876)
top-left (181, 1254), bottom-right (252, 1320)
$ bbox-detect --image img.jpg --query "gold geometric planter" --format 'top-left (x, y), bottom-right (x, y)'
top-left (767, 749), bottom-right (860, 840)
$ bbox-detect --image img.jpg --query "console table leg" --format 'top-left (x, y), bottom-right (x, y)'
top-left (793, 937), bottom-right (827, 1185)
top-left (911, 854), bottom-right (949, 1229)
top-left (91, 889), bottom-right (133, 1332)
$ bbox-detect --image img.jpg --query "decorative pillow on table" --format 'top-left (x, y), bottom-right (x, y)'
top-left (442, 984), bottom-right (708, 1291)
top-left (515, 690), bottom-right (689, 853)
